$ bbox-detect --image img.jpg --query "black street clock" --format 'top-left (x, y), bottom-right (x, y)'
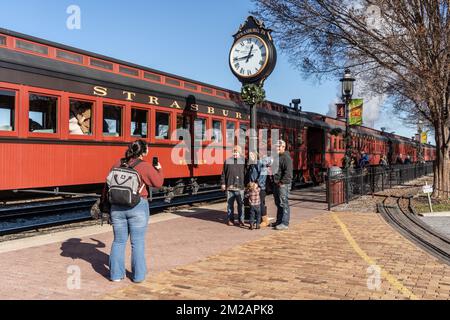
top-left (229, 16), bottom-right (277, 85)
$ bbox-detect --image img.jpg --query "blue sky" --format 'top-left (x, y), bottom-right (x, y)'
top-left (0, 0), bottom-right (419, 140)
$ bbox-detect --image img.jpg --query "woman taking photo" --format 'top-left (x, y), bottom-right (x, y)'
top-left (109, 139), bottom-right (164, 283)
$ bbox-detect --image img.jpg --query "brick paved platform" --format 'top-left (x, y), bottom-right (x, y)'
top-left (0, 186), bottom-right (449, 300)
top-left (104, 211), bottom-right (450, 300)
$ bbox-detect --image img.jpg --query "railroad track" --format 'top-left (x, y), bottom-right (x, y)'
top-left (0, 189), bottom-right (225, 235)
top-left (377, 196), bottom-right (450, 265)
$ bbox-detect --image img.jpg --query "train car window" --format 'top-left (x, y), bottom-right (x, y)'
top-left (119, 66), bottom-right (139, 77)
top-left (166, 78), bottom-right (181, 87)
top-left (226, 121), bottom-right (235, 144)
top-left (239, 124), bottom-right (247, 144)
top-left (201, 87), bottom-right (213, 94)
top-left (90, 58), bottom-right (113, 70)
top-left (69, 100), bottom-right (93, 135)
top-left (212, 120), bottom-right (222, 142)
top-left (16, 40), bottom-right (48, 55)
top-left (194, 118), bottom-right (207, 141)
top-left (29, 94), bottom-right (57, 133)
top-left (56, 50), bottom-right (83, 64)
top-left (176, 114), bottom-right (191, 141)
top-left (155, 112), bottom-right (170, 139)
top-left (0, 36), bottom-right (6, 46)
top-left (131, 108), bottom-right (148, 138)
top-left (0, 90), bottom-right (15, 131)
top-left (216, 91), bottom-right (227, 98)
top-left (288, 130), bottom-right (294, 147)
top-left (144, 72), bottom-right (161, 82)
top-left (184, 82), bottom-right (198, 91)
top-left (103, 104), bottom-right (122, 137)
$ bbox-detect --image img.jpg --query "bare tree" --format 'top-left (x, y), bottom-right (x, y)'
top-left (253, 0), bottom-right (450, 198)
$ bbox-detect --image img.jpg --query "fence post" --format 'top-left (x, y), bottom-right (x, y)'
top-left (345, 169), bottom-right (349, 204)
top-left (326, 168), bottom-right (331, 211)
top-left (360, 172), bottom-right (364, 196)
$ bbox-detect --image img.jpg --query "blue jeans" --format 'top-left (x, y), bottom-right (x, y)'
top-left (249, 205), bottom-right (261, 226)
top-left (273, 183), bottom-right (291, 226)
top-left (109, 198), bottom-right (149, 282)
top-left (226, 190), bottom-right (244, 222)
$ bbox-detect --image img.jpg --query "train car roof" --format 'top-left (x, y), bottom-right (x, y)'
top-left (0, 27), bottom-right (235, 95)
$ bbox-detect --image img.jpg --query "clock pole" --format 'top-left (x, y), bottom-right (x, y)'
top-left (229, 16), bottom-right (277, 164)
top-left (241, 83), bottom-right (265, 163)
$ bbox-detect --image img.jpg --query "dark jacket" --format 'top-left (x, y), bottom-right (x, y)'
top-left (273, 152), bottom-right (293, 185)
top-left (245, 163), bottom-right (260, 185)
top-left (220, 157), bottom-right (245, 190)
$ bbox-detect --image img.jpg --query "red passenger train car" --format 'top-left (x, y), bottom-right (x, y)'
top-left (0, 29), bottom-right (435, 198)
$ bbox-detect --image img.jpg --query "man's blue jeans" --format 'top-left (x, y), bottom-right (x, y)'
top-left (273, 183), bottom-right (291, 226)
top-left (110, 198), bottom-right (149, 282)
top-left (226, 190), bottom-right (244, 222)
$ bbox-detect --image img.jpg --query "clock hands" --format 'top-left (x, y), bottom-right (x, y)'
top-left (245, 45), bottom-right (254, 63)
top-left (233, 54), bottom-right (254, 62)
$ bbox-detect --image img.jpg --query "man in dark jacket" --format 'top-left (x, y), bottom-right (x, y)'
top-left (221, 146), bottom-right (246, 226)
top-left (272, 140), bottom-right (293, 230)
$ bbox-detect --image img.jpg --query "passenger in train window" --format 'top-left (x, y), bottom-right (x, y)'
top-left (221, 145), bottom-right (245, 227)
top-left (69, 101), bottom-right (92, 135)
top-left (108, 139), bottom-right (164, 283)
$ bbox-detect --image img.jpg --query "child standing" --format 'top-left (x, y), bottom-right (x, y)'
top-left (246, 182), bottom-right (261, 230)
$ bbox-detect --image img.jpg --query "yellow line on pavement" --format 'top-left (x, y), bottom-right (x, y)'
top-left (331, 213), bottom-right (418, 300)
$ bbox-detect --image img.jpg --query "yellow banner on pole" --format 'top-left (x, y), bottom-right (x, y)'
top-left (349, 99), bottom-right (363, 125)
top-left (421, 131), bottom-right (427, 144)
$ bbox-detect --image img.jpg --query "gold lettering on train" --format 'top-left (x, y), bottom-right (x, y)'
top-left (207, 106), bottom-right (215, 114)
top-left (170, 100), bottom-right (181, 109)
top-left (235, 112), bottom-right (242, 119)
top-left (123, 91), bottom-right (136, 101)
top-left (222, 110), bottom-right (229, 117)
top-left (148, 96), bottom-right (159, 105)
top-left (93, 86), bottom-right (108, 96)
top-left (190, 104), bottom-right (199, 111)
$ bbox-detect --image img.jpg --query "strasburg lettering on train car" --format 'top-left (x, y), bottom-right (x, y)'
top-left (91, 86), bottom-right (248, 120)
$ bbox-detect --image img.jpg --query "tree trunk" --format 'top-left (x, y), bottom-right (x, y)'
top-left (433, 123), bottom-right (450, 199)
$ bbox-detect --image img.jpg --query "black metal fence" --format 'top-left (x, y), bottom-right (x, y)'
top-left (326, 161), bottom-right (434, 210)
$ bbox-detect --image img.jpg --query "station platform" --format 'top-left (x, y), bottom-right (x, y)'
top-left (0, 186), bottom-right (449, 300)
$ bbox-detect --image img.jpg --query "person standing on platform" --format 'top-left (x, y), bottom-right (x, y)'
top-left (272, 140), bottom-right (293, 230)
top-left (256, 149), bottom-right (273, 227)
top-left (246, 182), bottom-right (261, 230)
top-left (108, 139), bottom-right (164, 283)
top-left (221, 146), bottom-right (246, 226)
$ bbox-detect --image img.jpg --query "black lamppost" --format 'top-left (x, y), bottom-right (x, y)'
top-left (340, 69), bottom-right (355, 169)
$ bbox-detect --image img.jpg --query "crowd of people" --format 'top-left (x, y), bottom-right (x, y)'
top-left (103, 137), bottom-right (429, 283)
top-left (348, 152), bottom-right (416, 170)
top-left (220, 139), bottom-right (293, 231)
top-left (103, 138), bottom-right (293, 283)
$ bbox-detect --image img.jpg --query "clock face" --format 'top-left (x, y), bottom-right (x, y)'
top-left (229, 35), bottom-right (269, 79)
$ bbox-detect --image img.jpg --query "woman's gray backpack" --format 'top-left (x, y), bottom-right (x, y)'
top-left (106, 160), bottom-right (144, 208)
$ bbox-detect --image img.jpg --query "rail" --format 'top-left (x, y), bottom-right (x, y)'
top-left (377, 196), bottom-right (450, 265)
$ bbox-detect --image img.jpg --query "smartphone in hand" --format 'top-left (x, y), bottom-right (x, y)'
top-left (152, 157), bottom-right (159, 167)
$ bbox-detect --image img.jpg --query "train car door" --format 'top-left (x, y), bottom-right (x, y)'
top-left (306, 126), bottom-right (325, 184)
